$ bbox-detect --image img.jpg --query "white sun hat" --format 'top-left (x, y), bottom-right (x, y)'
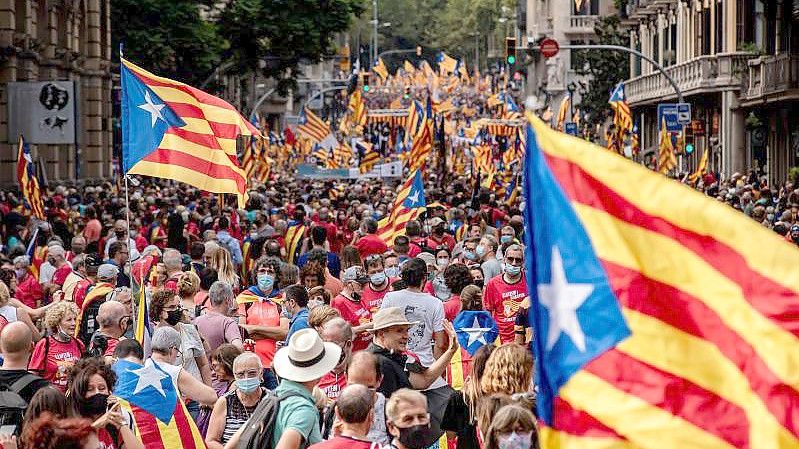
top-left (273, 328), bottom-right (342, 382)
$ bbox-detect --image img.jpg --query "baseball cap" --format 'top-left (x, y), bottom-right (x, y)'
top-left (341, 266), bottom-right (369, 284)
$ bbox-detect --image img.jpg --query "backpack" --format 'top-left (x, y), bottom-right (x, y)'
top-left (0, 373), bottom-right (39, 436)
top-left (237, 391), bottom-right (310, 449)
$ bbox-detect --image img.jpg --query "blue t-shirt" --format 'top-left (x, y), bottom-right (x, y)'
top-left (285, 308), bottom-right (310, 343)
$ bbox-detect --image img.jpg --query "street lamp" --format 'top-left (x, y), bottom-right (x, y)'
top-left (567, 81), bottom-right (576, 120)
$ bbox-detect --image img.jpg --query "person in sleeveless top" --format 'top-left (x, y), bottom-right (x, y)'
top-left (205, 352), bottom-right (267, 449)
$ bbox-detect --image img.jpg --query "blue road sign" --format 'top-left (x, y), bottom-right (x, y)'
top-left (565, 122), bottom-right (578, 136)
top-left (657, 103), bottom-right (688, 132)
top-left (676, 103), bottom-right (691, 125)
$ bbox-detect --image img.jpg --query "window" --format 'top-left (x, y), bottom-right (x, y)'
top-left (15, 0), bottom-right (27, 33)
top-left (573, 0), bottom-right (599, 16)
top-left (715, 0), bottom-right (724, 53)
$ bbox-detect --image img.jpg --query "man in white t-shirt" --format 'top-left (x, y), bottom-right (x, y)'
top-left (380, 257), bottom-right (452, 445)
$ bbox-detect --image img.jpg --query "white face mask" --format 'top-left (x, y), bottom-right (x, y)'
top-left (497, 431), bottom-right (533, 449)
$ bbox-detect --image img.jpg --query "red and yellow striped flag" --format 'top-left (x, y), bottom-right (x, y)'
top-left (121, 59), bottom-right (256, 208)
top-left (658, 118), bottom-right (677, 174)
top-left (16, 136), bottom-right (45, 220)
top-left (524, 113), bottom-right (799, 449)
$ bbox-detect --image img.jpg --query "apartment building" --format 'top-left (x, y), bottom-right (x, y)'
top-left (623, 0), bottom-right (797, 182)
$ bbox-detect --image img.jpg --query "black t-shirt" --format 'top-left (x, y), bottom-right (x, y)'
top-left (441, 392), bottom-right (479, 449)
top-left (0, 369), bottom-right (50, 403)
top-left (366, 343), bottom-right (423, 398)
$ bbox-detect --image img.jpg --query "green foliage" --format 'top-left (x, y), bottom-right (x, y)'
top-left (111, 0), bottom-right (227, 86)
top-left (218, 0), bottom-right (364, 96)
top-left (572, 15), bottom-right (630, 127)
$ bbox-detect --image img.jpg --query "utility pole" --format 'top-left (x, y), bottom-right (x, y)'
top-left (372, 0), bottom-right (378, 65)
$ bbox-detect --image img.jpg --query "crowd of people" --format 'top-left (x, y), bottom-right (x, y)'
top-left (0, 174), bottom-right (538, 449)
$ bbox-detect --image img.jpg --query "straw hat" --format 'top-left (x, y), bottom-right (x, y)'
top-left (273, 329), bottom-right (342, 382)
top-left (368, 307), bottom-right (419, 332)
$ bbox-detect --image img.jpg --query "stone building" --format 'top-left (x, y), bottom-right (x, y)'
top-left (622, 0), bottom-right (797, 182)
top-left (0, 0), bottom-right (112, 185)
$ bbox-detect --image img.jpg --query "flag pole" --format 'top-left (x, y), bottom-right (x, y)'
top-left (124, 174), bottom-right (133, 279)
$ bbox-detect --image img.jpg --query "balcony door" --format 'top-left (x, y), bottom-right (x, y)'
top-left (573, 0), bottom-right (599, 16)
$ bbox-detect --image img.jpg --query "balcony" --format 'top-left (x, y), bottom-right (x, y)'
top-left (566, 15), bottom-right (598, 36)
top-left (625, 52), bottom-right (757, 106)
top-left (740, 53), bottom-right (799, 106)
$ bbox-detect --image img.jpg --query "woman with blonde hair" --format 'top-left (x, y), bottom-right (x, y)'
top-left (209, 247), bottom-right (240, 293)
top-left (307, 305), bottom-right (340, 332)
top-left (484, 405), bottom-right (538, 449)
top-left (441, 344), bottom-right (495, 449)
top-left (176, 271), bottom-right (201, 319)
top-left (29, 302), bottom-right (84, 392)
top-left (481, 344), bottom-right (533, 397)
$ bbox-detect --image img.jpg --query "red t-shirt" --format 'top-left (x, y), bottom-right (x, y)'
top-left (483, 275), bottom-right (528, 344)
top-left (443, 294), bottom-right (461, 322)
top-left (424, 234), bottom-right (456, 252)
top-left (309, 436), bottom-right (374, 449)
top-left (29, 336), bottom-right (85, 392)
top-left (331, 294), bottom-right (372, 351)
top-left (354, 234), bottom-right (389, 259)
top-left (361, 281), bottom-right (393, 314)
top-left (245, 300), bottom-right (281, 368)
top-left (317, 371), bottom-right (347, 400)
top-left (97, 426), bottom-right (120, 449)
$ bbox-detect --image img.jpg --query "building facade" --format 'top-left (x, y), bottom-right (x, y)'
top-left (623, 0), bottom-right (797, 182)
top-left (0, 0), bottom-right (112, 185)
top-left (522, 0), bottom-right (618, 107)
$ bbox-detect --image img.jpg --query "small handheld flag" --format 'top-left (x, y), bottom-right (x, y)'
top-left (453, 311), bottom-right (498, 356)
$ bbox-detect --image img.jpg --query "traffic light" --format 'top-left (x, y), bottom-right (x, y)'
top-left (505, 37), bottom-right (517, 65)
top-left (684, 124), bottom-right (695, 154)
top-left (362, 72), bottom-right (371, 92)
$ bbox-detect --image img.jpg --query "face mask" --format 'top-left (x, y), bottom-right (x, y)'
top-left (498, 431), bottom-right (534, 449)
top-left (165, 309), bottom-right (183, 326)
top-left (394, 423), bottom-right (437, 449)
top-left (501, 235), bottom-right (513, 244)
top-left (385, 266), bottom-right (400, 278)
top-left (15, 268), bottom-right (26, 279)
top-left (437, 258), bottom-right (449, 269)
top-left (236, 377), bottom-right (261, 394)
top-left (115, 231), bottom-right (126, 239)
top-left (504, 263), bottom-right (522, 276)
top-left (476, 245), bottom-right (487, 257)
top-left (78, 393), bottom-right (109, 417)
top-left (463, 250), bottom-right (477, 261)
top-left (307, 299), bottom-right (323, 309)
top-left (257, 273), bottom-right (275, 292)
top-left (370, 272), bottom-right (387, 285)
top-left (57, 326), bottom-right (72, 340)
top-left (473, 279), bottom-right (484, 289)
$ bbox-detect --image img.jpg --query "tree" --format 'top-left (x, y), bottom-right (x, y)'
top-left (217, 0), bottom-right (364, 98)
top-left (111, 0), bottom-right (227, 86)
top-left (572, 15), bottom-right (630, 127)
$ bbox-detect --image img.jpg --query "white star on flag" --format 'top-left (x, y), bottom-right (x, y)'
top-left (408, 190), bottom-right (420, 205)
top-left (138, 90), bottom-right (166, 127)
top-left (461, 316), bottom-right (492, 347)
top-left (537, 246), bottom-right (594, 352)
top-left (131, 363), bottom-right (169, 397)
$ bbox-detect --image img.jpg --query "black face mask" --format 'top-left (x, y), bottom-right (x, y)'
top-left (473, 279), bottom-right (484, 289)
top-left (165, 309), bottom-right (183, 326)
top-left (115, 231), bottom-right (126, 239)
top-left (78, 393), bottom-right (108, 417)
top-left (394, 423), bottom-right (438, 449)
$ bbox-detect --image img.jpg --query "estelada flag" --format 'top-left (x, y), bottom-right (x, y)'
top-left (121, 59), bottom-right (257, 208)
top-left (112, 360), bottom-right (205, 449)
top-left (522, 112), bottom-right (799, 449)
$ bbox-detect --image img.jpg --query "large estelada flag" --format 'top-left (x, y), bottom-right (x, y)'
top-left (16, 135), bottom-right (45, 220)
top-left (112, 360), bottom-right (205, 449)
top-left (377, 170), bottom-right (426, 244)
top-left (121, 59), bottom-right (257, 208)
top-left (522, 113), bottom-right (799, 449)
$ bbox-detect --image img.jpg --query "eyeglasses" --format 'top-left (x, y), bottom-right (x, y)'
top-left (505, 257), bottom-right (523, 264)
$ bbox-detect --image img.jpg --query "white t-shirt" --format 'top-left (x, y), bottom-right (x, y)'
top-left (381, 289), bottom-right (447, 389)
top-left (0, 304), bottom-right (18, 324)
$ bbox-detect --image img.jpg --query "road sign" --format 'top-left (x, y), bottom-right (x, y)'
top-left (657, 103), bottom-right (685, 132)
top-left (676, 103), bottom-right (691, 125)
top-left (565, 122), bottom-right (578, 136)
top-left (540, 38), bottom-right (559, 58)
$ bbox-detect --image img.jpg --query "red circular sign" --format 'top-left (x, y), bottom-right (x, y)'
top-left (540, 38), bottom-right (560, 58)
